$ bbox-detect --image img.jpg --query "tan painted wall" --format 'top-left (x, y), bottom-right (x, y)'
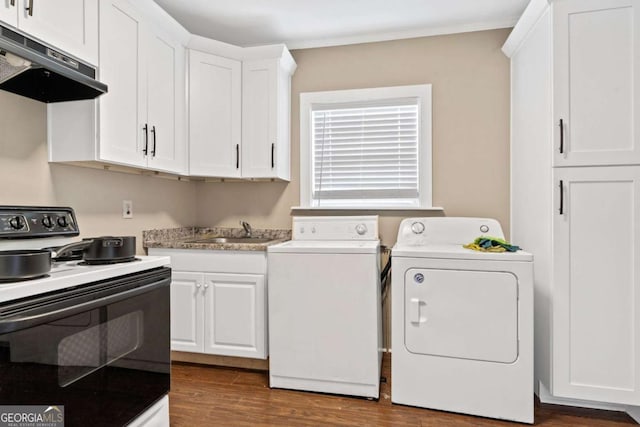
top-left (0, 91), bottom-right (197, 253)
top-left (195, 28), bottom-right (512, 246)
top-left (0, 28), bottom-right (511, 252)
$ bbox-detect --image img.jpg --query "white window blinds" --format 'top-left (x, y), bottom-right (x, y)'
top-left (311, 99), bottom-right (420, 205)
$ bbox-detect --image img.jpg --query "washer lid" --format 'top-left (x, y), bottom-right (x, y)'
top-left (268, 240), bottom-right (379, 254)
top-left (392, 244), bottom-right (532, 261)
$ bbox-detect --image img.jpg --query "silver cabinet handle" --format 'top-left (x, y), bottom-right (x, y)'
top-left (25, 0), bottom-right (33, 16)
top-left (195, 283), bottom-right (201, 288)
top-left (204, 283), bottom-right (209, 289)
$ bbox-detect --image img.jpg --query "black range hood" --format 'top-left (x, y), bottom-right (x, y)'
top-left (0, 24), bottom-right (107, 103)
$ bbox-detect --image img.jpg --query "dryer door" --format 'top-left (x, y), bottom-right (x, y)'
top-left (405, 268), bottom-right (518, 363)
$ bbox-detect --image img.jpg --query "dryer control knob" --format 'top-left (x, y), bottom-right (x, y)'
top-left (355, 224), bottom-right (368, 235)
top-left (411, 221), bottom-right (425, 234)
top-left (480, 225), bottom-right (489, 233)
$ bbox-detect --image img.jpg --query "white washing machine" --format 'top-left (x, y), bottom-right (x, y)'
top-left (391, 217), bottom-right (533, 423)
top-left (268, 216), bottom-right (382, 398)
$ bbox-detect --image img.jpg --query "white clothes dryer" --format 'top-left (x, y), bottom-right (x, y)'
top-left (391, 217), bottom-right (533, 423)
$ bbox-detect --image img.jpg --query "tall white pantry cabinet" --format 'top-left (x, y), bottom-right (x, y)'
top-left (504, 0), bottom-right (640, 419)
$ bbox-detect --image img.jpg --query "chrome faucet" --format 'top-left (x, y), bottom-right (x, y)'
top-left (240, 220), bottom-right (252, 237)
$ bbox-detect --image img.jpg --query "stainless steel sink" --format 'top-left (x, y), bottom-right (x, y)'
top-left (185, 237), bottom-right (274, 244)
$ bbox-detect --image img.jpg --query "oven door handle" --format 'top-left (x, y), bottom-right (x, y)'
top-left (0, 279), bottom-right (168, 334)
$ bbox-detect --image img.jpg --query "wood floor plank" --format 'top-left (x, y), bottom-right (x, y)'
top-left (169, 355), bottom-right (637, 426)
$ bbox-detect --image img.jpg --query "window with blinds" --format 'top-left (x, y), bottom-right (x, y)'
top-left (312, 100), bottom-right (419, 206)
top-left (300, 85), bottom-right (432, 209)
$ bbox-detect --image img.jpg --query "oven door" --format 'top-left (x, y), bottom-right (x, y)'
top-left (0, 267), bottom-right (171, 427)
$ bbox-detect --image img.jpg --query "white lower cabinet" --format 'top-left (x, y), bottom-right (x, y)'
top-left (149, 248), bottom-right (268, 359)
top-left (203, 273), bottom-right (265, 357)
top-left (170, 272), bottom-right (203, 353)
top-left (553, 166), bottom-right (640, 405)
top-left (170, 271), bottom-right (266, 358)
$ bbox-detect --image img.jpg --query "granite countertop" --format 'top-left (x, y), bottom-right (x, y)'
top-left (142, 227), bottom-right (291, 252)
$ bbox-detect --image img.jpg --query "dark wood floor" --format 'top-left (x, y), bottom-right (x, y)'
top-left (169, 356), bottom-right (636, 426)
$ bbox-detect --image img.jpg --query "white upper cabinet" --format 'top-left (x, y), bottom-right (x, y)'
top-left (48, 0), bottom-right (187, 175)
top-left (554, 0), bottom-right (640, 166)
top-left (98, 0), bottom-right (146, 167)
top-left (0, 0), bottom-right (98, 65)
top-left (188, 50), bottom-right (241, 177)
top-left (47, 1), bottom-right (295, 180)
top-left (242, 58), bottom-right (290, 180)
top-left (100, 0), bottom-right (185, 173)
top-left (185, 41), bottom-right (296, 180)
top-left (145, 26), bottom-right (184, 172)
top-left (0, 0), bottom-right (18, 27)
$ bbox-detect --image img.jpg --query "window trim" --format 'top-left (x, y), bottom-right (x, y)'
top-left (300, 84), bottom-right (433, 209)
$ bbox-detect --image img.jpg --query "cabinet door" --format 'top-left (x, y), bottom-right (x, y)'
top-left (98, 0), bottom-right (146, 167)
top-left (145, 28), bottom-right (185, 174)
top-left (17, 0), bottom-right (98, 65)
top-left (553, 166), bottom-right (640, 404)
top-left (202, 273), bottom-right (266, 359)
top-left (554, 0), bottom-right (640, 166)
top-left (188, 50), bottom-right (241, 177)
top-left (170, 272), bottom-right (204, 353)
top-left (241, 59), bottom-right (279, 178)
top-left (0, 0), bottom-right (17, 27)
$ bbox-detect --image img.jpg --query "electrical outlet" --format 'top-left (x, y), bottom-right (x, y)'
top-left (122, 200), bottom-right (133, 219)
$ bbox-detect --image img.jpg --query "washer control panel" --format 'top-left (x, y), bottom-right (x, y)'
top-left (293, 216), bottom-right (379, 241)
top-left (0, 206), bottom-right (79, 238)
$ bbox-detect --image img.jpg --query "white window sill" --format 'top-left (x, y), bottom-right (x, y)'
top-left (291, 206), bottom-right (445, 214)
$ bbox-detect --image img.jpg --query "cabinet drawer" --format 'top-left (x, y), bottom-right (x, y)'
top-left (149, 248), bottom-right (267, 274)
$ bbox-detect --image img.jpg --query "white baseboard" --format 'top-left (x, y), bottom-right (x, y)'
top-left (626, 406), bottom-right (640, 423)
top-left (537, 381), bottom-right (638, 424)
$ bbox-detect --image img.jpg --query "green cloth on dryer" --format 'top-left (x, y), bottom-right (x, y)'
top-left (463, 236), bottom-right (521, 253)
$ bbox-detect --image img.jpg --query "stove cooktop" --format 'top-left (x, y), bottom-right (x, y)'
top-left (0, 206), bottom-right (171, 303)
top-left (0, 256), bottom-right (171, 303)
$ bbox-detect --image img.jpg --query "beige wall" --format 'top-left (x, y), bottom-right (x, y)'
top-left (0, 91), bottom-right (197, 253)
top-left (195, 28), bottom-right (512, 246)
top-left (0, 29), bottom-right (511, 252)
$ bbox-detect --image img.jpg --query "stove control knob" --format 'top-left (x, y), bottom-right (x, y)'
top-left (9, 216), bottom-right (25, 230)
top-left (42, 216), bottom-right (53, 228)
top-left (355, 224), bottom-right (368, 235)
top-left (57, 216), bottom-right (68, 228)
top-left (411, 221), bottom-right (425, 234)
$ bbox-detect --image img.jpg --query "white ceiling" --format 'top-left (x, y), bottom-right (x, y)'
top-left (152, 0), bottom-right (529, 49)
